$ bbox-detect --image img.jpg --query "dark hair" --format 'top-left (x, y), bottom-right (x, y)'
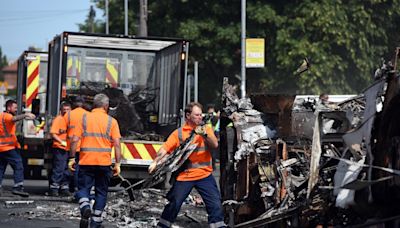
top-left (206, 104), bottom-right (215, 111)
top-left (5, 100), bottom-right (17, 109)
top-left (184, 102), bottom-right (203, 116)
top-left (74, 96), bottom-right (85, 105)
top-left (60, 101), bottom-right (71, 109)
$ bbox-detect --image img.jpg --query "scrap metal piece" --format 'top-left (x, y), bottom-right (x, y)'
top-left (5, 200), bottom-right (35, 208)
top-left (184, 211), bottom-right (201, 223)
top-left (143, 130), bottom-right (198, 188)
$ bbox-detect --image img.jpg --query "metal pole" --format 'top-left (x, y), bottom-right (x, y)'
top-left (124, 0), bottom-right (128, 35)
top-left (194, 61), bottom-right (198, 102)
top-left (241, 0), bottom-right (246, 98)
top-left (182, 42), bottom-right (190, 125)
top-left (139, 0), bottom-right (148, 36)
top-left (105, 0), bottom-right (109, 34)
top-left (187, 75), bottom-right (191, 103)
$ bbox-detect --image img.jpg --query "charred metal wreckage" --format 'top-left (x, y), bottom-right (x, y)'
top-left (219, 57), bottom-right (400, 227)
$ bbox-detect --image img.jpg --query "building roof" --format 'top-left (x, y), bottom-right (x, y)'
top-left (2, 61), bottom-right (17, 73)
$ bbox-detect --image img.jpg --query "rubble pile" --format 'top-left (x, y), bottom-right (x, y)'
top-left (220, 66), bottom-right (400, 226)
top-left (4, 189), bottom-right (208, 227)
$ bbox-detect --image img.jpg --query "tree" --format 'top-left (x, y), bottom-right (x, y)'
top-left (82, 1), bottom-right (400, 105)
top-left (0, 47), bottom-right (8, 81)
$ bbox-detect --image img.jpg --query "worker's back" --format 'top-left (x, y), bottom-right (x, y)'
top-left (63, 107), bottom-right (88, 151)
top-left (78, 108), bottom-right (120, 166)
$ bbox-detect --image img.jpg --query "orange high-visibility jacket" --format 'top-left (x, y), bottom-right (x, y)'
top-left (0, 112), bottom-right (18, 152)
top-left (63, 107), bottom-right (88, 151)
top-left (74, 108), bottom-right (121, 166)
top-left (162, 123), bottom-right (216, 181)
top-left (50, 115), bottom-right (67, 149)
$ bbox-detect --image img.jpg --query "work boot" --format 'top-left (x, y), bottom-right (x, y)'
top-left (80, 206), bottom-right (91, 228)
top-left (90, 221), bottom-right (104, 228)
top-left (12, 186), bottom-right (29, 197)
top-left (60, 189), bottom-right (72, 197)
top-left (49, 189), bottom-right (59, 197)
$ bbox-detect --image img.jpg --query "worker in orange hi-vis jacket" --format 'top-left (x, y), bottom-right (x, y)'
top-left (63, 96), bottom-right (89, 192)
top-left (148, 102), bottom-right (226, 228)
top-left (0, 100), bottom-right (35, 197)
top-left (49, 101), bottom-right (71, 196)
top-left (69, 93), bottom-right (121, 228)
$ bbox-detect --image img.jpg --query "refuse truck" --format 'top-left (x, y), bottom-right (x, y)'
top-left (46, 31), bottom-right (189, 180)
top-left (17, 32), bottom-right (189, 179)
top-left (15, 51), bottom-right (49, 179)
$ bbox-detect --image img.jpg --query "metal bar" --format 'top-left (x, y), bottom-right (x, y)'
top-left (187, 74), bottom-right (191, 103)
top-left (182, 43), bottom-right (190, 125)
top-left (105, 0), bottom-right (109, 34)
top-left (240, 0), bottom-right (246, 98)
top-left (234, 207), bottom-right (299, 228)
top-left (194, 61), bottom-right (198, 102)
top-left (124, 0), bottom-right (128, 35)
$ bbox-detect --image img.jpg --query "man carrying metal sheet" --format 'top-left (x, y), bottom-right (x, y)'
top-left (149, 102), bottom-right (226, 228)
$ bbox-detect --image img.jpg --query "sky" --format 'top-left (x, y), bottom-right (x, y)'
top-left (0, 0), bottom-right (102, 62)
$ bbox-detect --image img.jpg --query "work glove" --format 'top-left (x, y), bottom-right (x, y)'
top-left (112, 163), bottom-right (121, 176)
top-left (194, 125), bottom-right (207, 137)
top-left (68, 158), bottom-right (76, 172)
top-left (148, 161), bottom-right (157, 174)
top-left (60, 141), bottom-right (67, 148)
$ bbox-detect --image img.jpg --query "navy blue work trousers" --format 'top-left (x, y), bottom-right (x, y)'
top-left (0, 149), bottom-right (24, 187)
top-left (158, 174), bottom-right (225, 227)
top-left (50, 147), bottom-right (70, 189)
top-left (75, 165), bottom-right (111, 212)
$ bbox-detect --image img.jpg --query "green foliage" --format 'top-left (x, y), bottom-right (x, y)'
top-left (81, 0), bottom-right (400, 105)
top-left (0, 47), bottom-right (8, 81)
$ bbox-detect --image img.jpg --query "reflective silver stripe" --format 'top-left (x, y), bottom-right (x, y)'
top-left (60, 185), bottom-right (69, 190)
top-left (178, 128), bottom-right (182, 144)
top-left (50, 183), bottom-right (59, 188)
top-left (193, 146), bottom-right (206, 152)
top-left (209, 221), bottom-right (226, 228)
top-left (82, 114), bottom-right (112, 140)
top-left (93, 210), bottom-right (102, 215)
top-left (92, 215), bottom-right (103, 222)
top-left (0, 141), bottom-right (15, 145)
top-left (105, 116), bottom-right (112, 136)
top-left (82, 132), bottom-right (111, 140)
top-left (79, 197), bottom-right (89, 203)
top-left (1, 114), bottom-right (10, 137)
top-left (187, 161), bottom-right (212, 169)
top-left (80, 147), bottom-right (112, 152)
top-left (82, 113), bottom-right (87, 132)
top-left (79, 202), bottom-right (90, 208)
top-left (158, 218), bottom-right (172, 227)
top-left (67, 112), bottom-right (72, 129)
top-left (14, 182), bottom-right (23, 187)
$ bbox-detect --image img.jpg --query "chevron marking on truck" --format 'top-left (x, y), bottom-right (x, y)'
top-left (105, 59), bottom-right (118, 88)
top-left (67, 57), bottom-right (81, 88)
top-left (112, 142), bottom-right (161, 162)
top-left (26, 56), bottom-right (40, 109)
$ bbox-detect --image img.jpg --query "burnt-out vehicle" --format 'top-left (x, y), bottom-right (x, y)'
top-left (219, 52), bottom-right (400, 227)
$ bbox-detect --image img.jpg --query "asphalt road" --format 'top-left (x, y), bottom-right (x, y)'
top-left (0, 164), bottom-right (221, 228)
top-left (0, 167), bottom-right (117, 228)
